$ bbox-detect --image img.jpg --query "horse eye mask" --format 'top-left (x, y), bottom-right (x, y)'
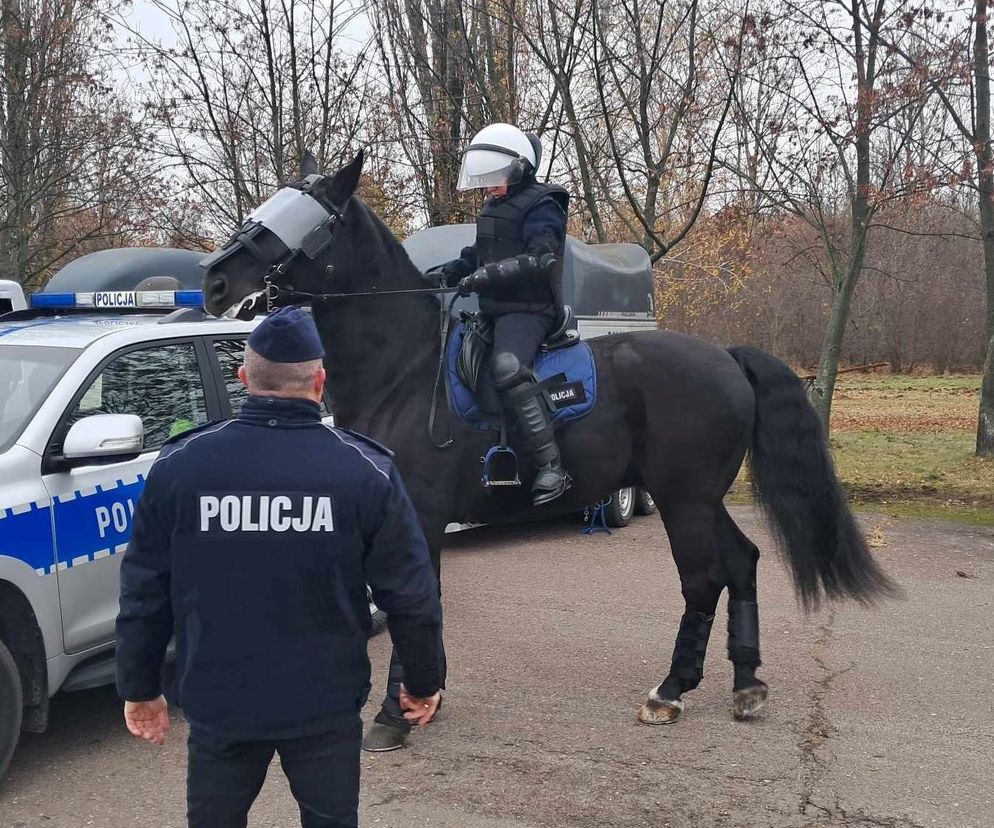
top-left (247, 187), bottom-right (331, 250)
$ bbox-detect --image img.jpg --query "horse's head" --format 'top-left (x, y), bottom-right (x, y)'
top-left (202, 151), bottom-right (366, 319)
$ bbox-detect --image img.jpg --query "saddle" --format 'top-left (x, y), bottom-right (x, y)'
top-left (447, 306), bottom-right (596, 429)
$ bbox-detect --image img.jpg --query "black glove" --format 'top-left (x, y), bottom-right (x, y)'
top-left (440, 246), bottom-right (477, 287)
top-left (440, 259), bottom-right (471, 286)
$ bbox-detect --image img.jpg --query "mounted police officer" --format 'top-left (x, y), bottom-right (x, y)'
top-left (116, 307), bottom-right (443, 828)
top-left (441, 123), bottom-right (571, 506)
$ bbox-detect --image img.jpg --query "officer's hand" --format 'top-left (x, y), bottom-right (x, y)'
top-left (399, 685), bottom-right (442, 727)
top-left (441, 257), bottom-right (473, 286)
top-left (457, 273), bottom-right (478, 297)
top-left (124, 695), bottom-right (170, 746)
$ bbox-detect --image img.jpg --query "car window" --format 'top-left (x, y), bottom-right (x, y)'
top-left (0, 345), bottom-right (78, 453)
top-left (67, 342), bottom-right (208, 450)
top-left (213, 339), bottom-right (330, 416)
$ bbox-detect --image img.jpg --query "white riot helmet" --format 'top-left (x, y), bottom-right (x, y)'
top-left (457, 123), bottom-right (543, 191)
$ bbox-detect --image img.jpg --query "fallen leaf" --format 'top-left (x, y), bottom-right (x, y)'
top-left (867, 524), bottom-right (888, 548)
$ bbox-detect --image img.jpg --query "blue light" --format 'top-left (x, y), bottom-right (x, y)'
top-left (30, 293), bottom-right (77, 308)
top-left (174, 290), bottom-right (204, 307)
top-left (28, 290), bottom-right (205, 311)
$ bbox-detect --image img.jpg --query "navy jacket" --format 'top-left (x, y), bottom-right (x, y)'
top-left (448, 179), bottom-right (568, 317)
top-left (116, 395), bottom-right (443, 740)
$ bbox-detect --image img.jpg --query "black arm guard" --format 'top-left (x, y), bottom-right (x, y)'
top-left (461, 253), bottom-right (556, 297)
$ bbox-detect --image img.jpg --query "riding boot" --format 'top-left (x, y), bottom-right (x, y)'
top-left (498, 371), bottom-right (571, 506)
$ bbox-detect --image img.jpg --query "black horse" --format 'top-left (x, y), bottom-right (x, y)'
top-left (202, 153), bottom-right (895, 744)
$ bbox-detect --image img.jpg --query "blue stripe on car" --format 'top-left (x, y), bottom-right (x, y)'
top-left (1, 474), bottom-right (147, 576)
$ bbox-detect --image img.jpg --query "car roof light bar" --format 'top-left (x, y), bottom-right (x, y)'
top-left (29, 290), bottom-right (204, 310)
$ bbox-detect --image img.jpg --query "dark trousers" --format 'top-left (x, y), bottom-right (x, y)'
top-left (492, 311), bottom-right (556, 369)
top-left (187, 716), bottom-right (361, 828)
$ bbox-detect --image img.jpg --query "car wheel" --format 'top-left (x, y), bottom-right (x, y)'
top-left (0, 639), bottom-right (23, 781)
top-left (634, 488), bottom-right (657, 516)
top-left (604, 487), bottom-right (635, 528)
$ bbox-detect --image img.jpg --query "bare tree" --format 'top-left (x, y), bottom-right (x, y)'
top-left (1, 0), bottom-right (154, 287)
top-left (120, 0), bottom-right (377, 232)
top-left (371, 0), bottom-right (543, 227)
top-left (589, 0), bottom-right (741, 262)
top-left (880, 0), bottom-right (994, 454)
top-left (731, 0), bottom-right (934, 427)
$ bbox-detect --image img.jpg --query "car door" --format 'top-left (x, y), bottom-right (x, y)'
top-left (42, 339), bottom-right (216, 653)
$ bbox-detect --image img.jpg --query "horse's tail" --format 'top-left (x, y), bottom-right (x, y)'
top-left (727, 345), bottom-right (898, 608)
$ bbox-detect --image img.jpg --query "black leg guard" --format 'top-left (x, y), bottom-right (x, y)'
top-left (494, 354), bottom-right (570, 505)
top-left (658, 610), bottom-right (715, 698)
top-left (728, 599), bottom-right (762, 692)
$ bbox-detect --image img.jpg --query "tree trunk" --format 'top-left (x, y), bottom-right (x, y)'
top-left (974, 0), bottom-right (994, 456)
top-left (811, 255), bottom-right (863, 426)
top-left (978, 328), bottom-right (994, 455)
top-left (811, 0), bottom-right (878, 431)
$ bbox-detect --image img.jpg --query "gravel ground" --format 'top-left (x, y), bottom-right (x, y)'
top-left (2, 506), bottom-right (992, 827)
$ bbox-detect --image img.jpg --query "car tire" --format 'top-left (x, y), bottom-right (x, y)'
top-left (604, 487), bottom-right (635, 528)
top-left (634, 488), bottom-right (657, 516)
top-left (0, 639), bottom-right (23, 781)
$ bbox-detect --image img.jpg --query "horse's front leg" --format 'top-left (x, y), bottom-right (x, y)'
top-left (362, 520), bottom-right (447, 752)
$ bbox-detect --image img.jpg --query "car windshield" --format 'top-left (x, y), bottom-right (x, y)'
top-left (0, 345), bottom-right (79, 453)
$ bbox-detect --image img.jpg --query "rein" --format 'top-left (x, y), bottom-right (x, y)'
top-left (251, 272), bottom-right (460, 450)
top-left (266, 273), bottom-right (459, 308)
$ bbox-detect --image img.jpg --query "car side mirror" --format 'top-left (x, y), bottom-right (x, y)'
top-left (62, 414), bottom-right (144, 464)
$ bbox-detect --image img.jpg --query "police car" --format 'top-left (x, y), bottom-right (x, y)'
top-left (0, 249), bottom-right (365, 779)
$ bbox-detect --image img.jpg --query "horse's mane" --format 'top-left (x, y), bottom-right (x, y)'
top-left (352, 197), bottom-right (442, 310)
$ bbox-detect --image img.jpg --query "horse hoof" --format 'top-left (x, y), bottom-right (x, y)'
top-left (732, 683), bottom-right (768, 720)
top-left (638, 696), bottom-right (684, 725)
top-left (362, 722), bottom-right (408, 752)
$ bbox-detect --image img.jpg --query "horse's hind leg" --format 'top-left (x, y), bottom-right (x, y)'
top-left (717, 506), bottom-right (768, 720)
top-left (639, 501), bottom-right (725, 725)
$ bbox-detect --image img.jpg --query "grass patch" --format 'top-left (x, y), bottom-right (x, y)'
top-left (828, 429), bottom-right (994, 502)
top-left (831, 375), bottom-right (993, 522)
top-left (733, 374), bottom-right (994, 525)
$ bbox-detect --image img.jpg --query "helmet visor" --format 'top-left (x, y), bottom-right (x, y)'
top-left (456, 149), bottom-right (518, 191)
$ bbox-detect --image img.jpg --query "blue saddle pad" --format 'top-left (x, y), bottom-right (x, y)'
top-left (446, 322), bottom-right (597, 429)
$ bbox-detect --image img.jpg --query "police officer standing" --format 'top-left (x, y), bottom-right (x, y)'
top-left (441, 123), bottom-right (571, 506)
top-left (116, 307), bottom-right (443, 828)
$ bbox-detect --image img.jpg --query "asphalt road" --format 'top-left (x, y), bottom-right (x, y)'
top-left (1, 506), bottom-right (991, 827)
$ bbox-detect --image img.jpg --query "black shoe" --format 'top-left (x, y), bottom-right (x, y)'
top-left (362, 721), bottom-right (408, 752)
top-left (532, 462), bottom-right (571, 506)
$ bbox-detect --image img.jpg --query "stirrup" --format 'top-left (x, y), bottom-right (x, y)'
top-left (481, 418), bottom-right (522, 488)
top-left (482, 444), bottom-right (521, 487)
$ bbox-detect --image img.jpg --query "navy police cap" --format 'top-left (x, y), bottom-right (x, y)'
top-left (247, 306), bottom-right (325, 363)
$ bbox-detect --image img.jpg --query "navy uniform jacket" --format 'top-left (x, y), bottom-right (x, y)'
top-left (115, 395), bottom-right (443, 740)
top-left (447, 182), bottom-right (567, 317)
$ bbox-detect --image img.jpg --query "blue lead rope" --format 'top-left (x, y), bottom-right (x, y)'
top-left (582, 497), bottom-right (612, 535)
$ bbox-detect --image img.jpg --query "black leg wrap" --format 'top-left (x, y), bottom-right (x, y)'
top-left (727, 599), bottom-right (761, 668)
top-left (667, 610), bottom-right (715, 693)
